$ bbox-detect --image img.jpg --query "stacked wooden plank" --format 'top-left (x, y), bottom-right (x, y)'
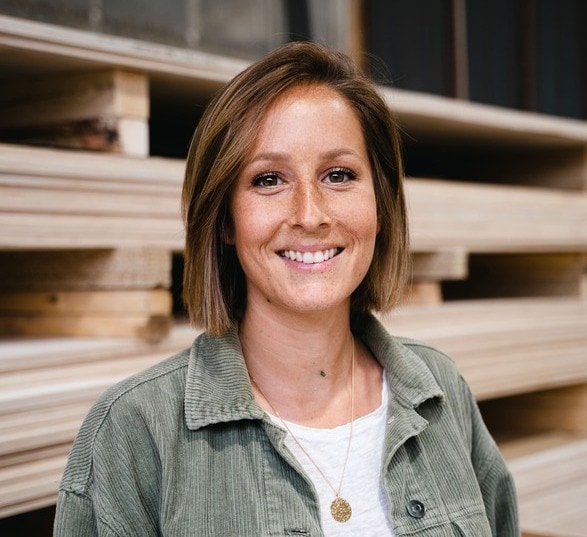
top-left (0, 249), bottom-right (173, 340)
top-left (502, 433), bottom-right (587, 537)
top-left (0, 59), bottom-right (176, 342)
top-left (0, 12), bottom-right (586, 535)
top-left (381, 297), bottom-right (587, 400)
top-left (403, 250), bottom-right (468, 305)
top-left (0, 70), bottom-right (150, 156)
top-left (0, 326), bottom-right (198, 518)
top-left (0, 143), bottom-right (185, 249)
top-left (481, 383), bottom-right (587, 537)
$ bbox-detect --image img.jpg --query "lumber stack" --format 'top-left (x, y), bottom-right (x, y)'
top-left (481, 384), bottom-right (587, 537)
top-left (0, 62), bottom-right (177, 340)
top-left (503, 433), bottom-right (587, 537)
top-left (0, 249), bottom-right (173, 340)
top-left (403, 250), bottom-right (468, 305)
top-left (0, 70), bottom-right (149, 156)
top-left (0, 13), bottom-right (586, 536)
top-left (0, 87), bottom-right (178, 341)
top-left (381, 297), bottom-right (587, 400)
top-left (0, 325), bottom-right (198, 518)
top-left (0, 143), bottom-right (185, 249)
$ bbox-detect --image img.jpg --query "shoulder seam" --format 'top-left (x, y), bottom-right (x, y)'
top-left (93, 356), bottom-right (189, 436)
top-left (396, 338), bottom-right (456, 363)
top-left (65, 350), bottom-right (190, 495)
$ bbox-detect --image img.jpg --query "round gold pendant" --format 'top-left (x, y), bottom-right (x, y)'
top-left (330, 496), bottom-right (352, 522)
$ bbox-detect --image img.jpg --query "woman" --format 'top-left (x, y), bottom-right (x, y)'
top-left (54, 42), bottom-right (519, 536)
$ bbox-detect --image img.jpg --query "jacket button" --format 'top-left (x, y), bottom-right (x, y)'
top-left (406, 499), bottom-right (426, 519)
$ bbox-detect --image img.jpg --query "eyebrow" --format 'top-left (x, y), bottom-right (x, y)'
top-left (248, 148), bottom-right (362, 164)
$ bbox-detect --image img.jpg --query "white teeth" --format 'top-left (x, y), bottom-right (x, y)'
top-left (281, 248), bottom-right (340, 264)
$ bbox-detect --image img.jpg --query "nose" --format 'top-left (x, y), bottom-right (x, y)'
top-left (289, 180), bottom-right (331, 230)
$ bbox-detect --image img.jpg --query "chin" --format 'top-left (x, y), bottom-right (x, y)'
top-left (281, 295), bottom-right (350, 316)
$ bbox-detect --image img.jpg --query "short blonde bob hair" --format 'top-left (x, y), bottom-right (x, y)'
top-left (182, 41), bottom-right (409, 335)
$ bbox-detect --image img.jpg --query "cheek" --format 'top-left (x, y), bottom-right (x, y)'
top-left (351, 192), bottom-right (379, 235)
top-left (230, 201), bottom-right (274, 255)
top-left (229, 197), bottom-right (253, 244)
top-left (356, 198), bottom-right (379, 262)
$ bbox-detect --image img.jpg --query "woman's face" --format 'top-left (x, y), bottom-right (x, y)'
top-left (229, 84), bottom-right (379, 318)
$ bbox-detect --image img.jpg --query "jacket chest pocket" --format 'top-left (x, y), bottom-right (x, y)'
top-left (451, 513), bottom-right (493, 536)
top-left (392, 515), bottom-right (492, 537)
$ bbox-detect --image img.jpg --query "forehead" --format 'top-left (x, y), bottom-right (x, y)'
top-left (249, 84), bottom-right (365, 152)
top-left (262, 84), bottom-right (355, 122)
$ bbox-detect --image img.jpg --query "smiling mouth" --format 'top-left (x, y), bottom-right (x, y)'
top-left (279, 248), bottom-right (342, 264)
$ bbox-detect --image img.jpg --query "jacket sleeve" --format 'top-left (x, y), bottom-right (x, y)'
top-left (54, 490), bottom-right (114, 537)
top-left (53, 393), bottom-right (162, 537)
top-left (465, 381), bottom-right (520, 536)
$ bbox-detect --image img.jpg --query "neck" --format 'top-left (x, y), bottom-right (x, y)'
top-left (241, 298), bottom-right (352, 376)
top-left (239, 298), bottom-right (361, 427)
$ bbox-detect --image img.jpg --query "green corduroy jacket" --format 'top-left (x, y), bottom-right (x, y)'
top-left (54, 315), bottom-right (519, 536)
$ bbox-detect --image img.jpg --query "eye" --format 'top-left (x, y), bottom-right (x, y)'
top-left (252, 172), bottom-right (283, 188)
top-left (324, 167), bottom-right (356, 184)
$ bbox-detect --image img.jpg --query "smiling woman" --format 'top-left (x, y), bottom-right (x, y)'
top-left (54, 42), bottom-right (519, 537)
top-left (228, 84), bottom-right (379, 321)
top-left (182, 42), bottom-right (410, 337)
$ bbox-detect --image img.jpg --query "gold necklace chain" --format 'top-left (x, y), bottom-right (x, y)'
top-left (250, 335), bottom-right (355, 523)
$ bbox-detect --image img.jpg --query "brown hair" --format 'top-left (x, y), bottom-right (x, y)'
top-left (182, 41), bottom-right (410, 335)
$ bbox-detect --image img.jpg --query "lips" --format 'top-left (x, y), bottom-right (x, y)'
top-left (279, 247), bottom-right (342, 264)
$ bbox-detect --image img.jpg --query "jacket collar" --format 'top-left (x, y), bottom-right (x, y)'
top-left (184, 315), bottom-right (444, 431)
top-left (357, 314), bottom-right (445, 409)
top-left (184, 325), bottom-right (265, 430)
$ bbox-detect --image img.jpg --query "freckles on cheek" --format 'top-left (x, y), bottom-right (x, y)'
top-left (231, 204), bottom-right (252, 235)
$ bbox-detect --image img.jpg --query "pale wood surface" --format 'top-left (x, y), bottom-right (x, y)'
top-left (502, 434), bottom-right (587, 537)
top-left (0, 181), bottom-right (178, 216)
top-left (0, 70), bottom-right (149, 125)
top-left (0, 249), bottom-right (172, 291)
top-left (381, 298), bottom-right (587, 400)
top-left (0, 14), bottom-right (247, 89)
top-left (0, 289), bottom-right (171, 314)
top-left (0, 289), bottom-right (172, 339)
top-left (446, 253), bottom-right (587, 299)
top-left (411, 250), bottom-right (468, 281)
top-left (0, 453), bottom-right (68, 518)
top-left (0, 325), bottom-right (198, 516)
top-left (400, 282), bottom-right (443, 305)
top-left (0, 212), bottom-right (184, 250)
top-left (383, 86), bottom-right (587, 149)
top-left (405, 178), bottom-right (587, 252)
top-left (0, 142), bottom-right (184, 183)
top-left (482, 384), bottom-right (587, 438)
top-left (0, 313), bottom-right (172, 340)
top-left (0, 69), bottom-right (149, 156)
top-left (0, 323), bottom-right (196, 373)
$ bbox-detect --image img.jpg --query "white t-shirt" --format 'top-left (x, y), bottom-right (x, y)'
top-left (270, 375), bottom-right (395, 536)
